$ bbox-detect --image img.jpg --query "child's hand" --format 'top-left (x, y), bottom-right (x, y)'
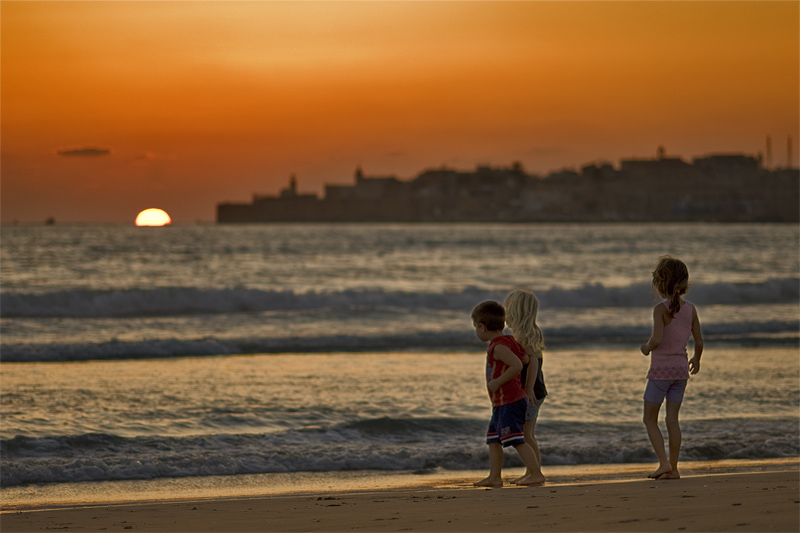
top-left (640, 344), bottom-right (650, 355)
top-left (487, 379), bottom-right (501, 393)
top-left (689, 356), bottom-right (701, 374)
top-left (527, 393), bottom-right (539, 407)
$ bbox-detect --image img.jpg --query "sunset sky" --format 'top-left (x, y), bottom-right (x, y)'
top-left (2, 1), bottom-right (798, 223)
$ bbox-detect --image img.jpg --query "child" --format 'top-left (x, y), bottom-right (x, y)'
top-left (471, 300), bottom-right (545, 487)
top-left (504, 289), bottom-right (548, 482)
top-left (640, 256), bottom-right (704, 480)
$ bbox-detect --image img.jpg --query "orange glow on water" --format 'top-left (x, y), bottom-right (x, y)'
top-left (135, 208), bottom-right (171, 227)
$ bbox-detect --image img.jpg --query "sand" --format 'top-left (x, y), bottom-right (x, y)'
top-left (2, 464), bottom-right (798, 533)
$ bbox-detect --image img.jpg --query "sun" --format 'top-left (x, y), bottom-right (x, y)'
top-left (135, 208), bottom-right (172, 226)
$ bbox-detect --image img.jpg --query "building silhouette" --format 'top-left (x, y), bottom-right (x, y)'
top-left (217, 151), bottom-right (799, 223)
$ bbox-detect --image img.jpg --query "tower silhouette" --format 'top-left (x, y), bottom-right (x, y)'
top-left (766, 135), bottom-right (772, 169)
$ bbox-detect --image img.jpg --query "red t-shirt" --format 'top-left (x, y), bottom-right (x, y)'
top-left (486, 335), bottom-right (528, 407)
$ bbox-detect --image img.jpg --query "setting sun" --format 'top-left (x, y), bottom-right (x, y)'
top-left (135, 208), bottom-right (171, 226)
top-left (1, 1), bottom-right (797, 223)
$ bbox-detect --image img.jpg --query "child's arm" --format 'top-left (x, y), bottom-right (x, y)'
top-left (689, 306), bottom-right (704, 374)
top-left (641, 304), bottom-right (668, 355)
top-left (487, 345), bottom-right (523, 393)
top-left (524, 347), bottom-right (539, 405)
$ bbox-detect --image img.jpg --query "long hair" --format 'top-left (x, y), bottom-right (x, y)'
top-left (652, 255), bottom-right (690, 317)
top-left (504, 289), bottom-right (545, 353)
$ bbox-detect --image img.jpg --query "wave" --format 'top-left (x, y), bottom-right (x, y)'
top-left (0, 332), bottom-right (471, 362)
top-left (2, 319), bottom-right (796, 362)
top-left (2, 417), bottom-right (796, 487)
top-left (2, 278), bottom-right (797, 319)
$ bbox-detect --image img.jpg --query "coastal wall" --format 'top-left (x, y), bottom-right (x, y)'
top-left (217, 154), bottom-right (799, 223)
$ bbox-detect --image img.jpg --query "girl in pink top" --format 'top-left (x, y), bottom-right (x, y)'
top-left (640, 256), bottom-right (704, 480)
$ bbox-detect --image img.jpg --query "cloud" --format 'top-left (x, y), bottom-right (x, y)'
top-left (134, 151), bottom-right (177, 161)
top-left (56, 147), bottom-right (111, 157)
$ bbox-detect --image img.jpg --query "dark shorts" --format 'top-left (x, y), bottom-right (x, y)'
top-left (644, 379), bottom-right (687, 404)
top-left (486, 398), bottom-right (527, 447)
top-left (525, 397), bottom-right (544, 422)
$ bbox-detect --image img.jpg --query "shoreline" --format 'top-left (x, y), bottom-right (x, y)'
top-left (3, 458), bottom-right (796, 511)
top-left (2, 463), bottom-right (797, 532)
top-left (3, 458), bottom-right (796, 512)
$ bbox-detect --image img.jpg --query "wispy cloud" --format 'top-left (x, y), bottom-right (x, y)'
top-left (134, 151), bottom-right (177, 161)
top-left (56, 147), bottom-right (111, 157)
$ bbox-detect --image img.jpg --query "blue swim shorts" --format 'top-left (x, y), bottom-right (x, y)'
top-left (486, 398), bottom-right (527, 447)
top-left (643, 379), bottom-right (687, 404)
top-left (525, 397), bottom-right (545, 422)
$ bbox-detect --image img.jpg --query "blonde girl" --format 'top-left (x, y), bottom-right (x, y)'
top-left (504, 289), bottom-right (548, 480)
top-left (640, 256), bottom-right (704, 480)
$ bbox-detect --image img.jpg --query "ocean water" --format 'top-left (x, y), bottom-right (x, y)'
top-left (1, 223), bottom-right (798, 491)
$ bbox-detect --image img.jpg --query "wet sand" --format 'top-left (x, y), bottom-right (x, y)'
top-left (2, 464), bottom-right (797, 532)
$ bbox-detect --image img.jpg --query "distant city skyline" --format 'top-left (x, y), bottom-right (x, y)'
top-left (2, 1), bottom-right (797, 223)
top-left (218, 150), bottom-right (799, 224)
top-left (236, 140), bottom-right (798, 210)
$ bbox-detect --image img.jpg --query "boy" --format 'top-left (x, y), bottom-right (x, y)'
top-left (472, 300), bottom-right (545, 487)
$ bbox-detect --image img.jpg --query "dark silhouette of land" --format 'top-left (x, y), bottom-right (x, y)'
top-left (217, 149), bottom-right (799, 223)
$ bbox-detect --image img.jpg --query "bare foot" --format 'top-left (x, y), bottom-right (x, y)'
top-left (512, 471), bottom-right (532, 484)
top-left (659, 470), bottom-right (681, 480)
top-left (474, 476), bottom-right (503, 487)
top-left (513, 473), bottom-right (546, 486)
top-left (648, 465), bottom-right (672, 479)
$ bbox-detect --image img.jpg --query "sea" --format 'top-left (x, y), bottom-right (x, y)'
top-left (1, 222), bottom-right (798, 506)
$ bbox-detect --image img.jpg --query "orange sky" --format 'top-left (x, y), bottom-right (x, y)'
top-left (2, 1), bottom-right (798, 223)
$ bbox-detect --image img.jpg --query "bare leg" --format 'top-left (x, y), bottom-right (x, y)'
top-left (513, 420), bottom-right (541, 482)
top-left (643, 401), bottom-right (671, 478)
top-left (474, 442), bottom-right (504, 487)
top-left (511, 442), bottom-right (545, 485)
top-left (529, 421), bottom-right (542, 467)
top-left (660, 401), bottom-right (682, 479)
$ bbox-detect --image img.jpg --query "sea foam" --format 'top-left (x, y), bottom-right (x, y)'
top-left (2, 417), bottom-right (796, 487)
top-left (2, 278), bottom-right (797, 319)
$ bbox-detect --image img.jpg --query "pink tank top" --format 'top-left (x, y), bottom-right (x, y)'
top-left (647, 301), bottom-right (693, 380)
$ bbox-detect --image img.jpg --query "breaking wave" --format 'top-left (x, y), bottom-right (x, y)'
top-left (2, 417), bottom-right (796, 487)
top-left (2, 319), bottom-right (796, 362)
top-left (2, 278), bottom-right (797, 319)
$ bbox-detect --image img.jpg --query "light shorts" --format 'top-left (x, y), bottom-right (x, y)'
top-left (525, 397), bottom-right (545, 422)
top-left (486, 398), bottom-right (527, 448)
top-left (643, 379), bottom-right (687, 405)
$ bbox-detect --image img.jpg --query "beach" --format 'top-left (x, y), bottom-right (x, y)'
top-left (3, 461), bottom-right (798, 532)
top-left (2, 223), bottom-right (798, 530)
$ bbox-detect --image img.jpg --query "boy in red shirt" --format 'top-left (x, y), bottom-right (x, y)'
top-left (472, 300), bottom-right (545, 487)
